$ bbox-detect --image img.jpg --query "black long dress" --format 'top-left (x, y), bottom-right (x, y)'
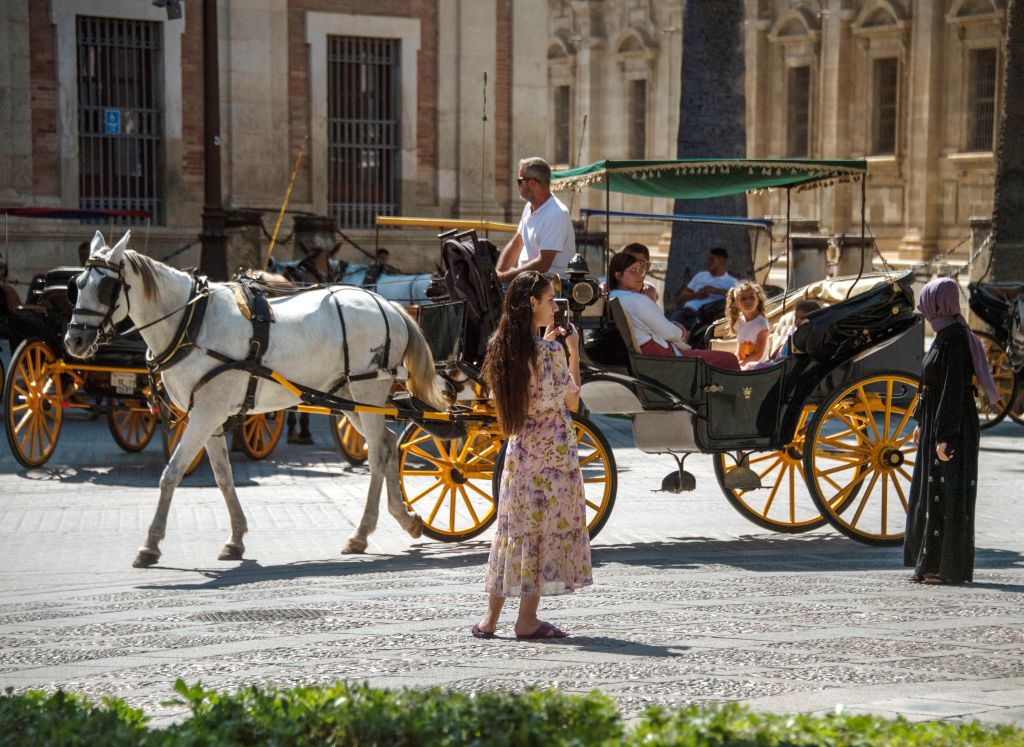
top-left (903, 325), bottom-right (980, 584)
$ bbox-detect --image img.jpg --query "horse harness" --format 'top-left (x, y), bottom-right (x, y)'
top-left (180, 281), bottom-right (398, 427)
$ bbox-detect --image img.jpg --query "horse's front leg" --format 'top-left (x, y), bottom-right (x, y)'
top-left (134, 410), bottom-right (219, 568)
top-left (204, 430), bottom-right (248, 561)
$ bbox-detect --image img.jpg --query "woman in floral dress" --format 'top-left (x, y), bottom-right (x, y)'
top-left (473, 271), bottom-right (592, 639)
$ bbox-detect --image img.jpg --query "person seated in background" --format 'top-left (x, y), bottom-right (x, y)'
top-left (78, 240), bottom-right (90, 266)
top-left (608, 251), bottom-right (739, 370)
top-left (726, 281), bottom-right (770, 369)
top-left (668, 247), bottom-right (737, 329)
top-left (600, 243), bottom-right (658, 302)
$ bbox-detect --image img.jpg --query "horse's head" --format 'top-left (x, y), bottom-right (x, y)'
top-left (64, 230), bottom-right (132, 359)
top-left (1009, 295), bottom-right (1024, 371)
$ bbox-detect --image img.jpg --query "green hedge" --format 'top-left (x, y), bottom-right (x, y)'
top-left (3, 681), bottom-right (1024, 747)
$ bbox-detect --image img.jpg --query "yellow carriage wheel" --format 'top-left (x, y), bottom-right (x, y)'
top-left (398, 420), bottom-right (504, 541)
top-left (4, 339), bottom-right (64, 469)
top-left (331, 414), bottom-right (368, 466)
top-left (803, 371), bottom-right (920, 546)
top-left (714, 406), bottom-right (829, 532)
top-left (239, 410), bottom-right (285, 460)
top-left (1010, 385), bottom-right (1024, 427)
top-left (974, 331), bottom-right (1015, 429)
top-left (492, 412), bottom-right (618, 540)
top-left (161, 407), bottom-right (205, 476)
top-left (107, 400), bottom-right (158, 452)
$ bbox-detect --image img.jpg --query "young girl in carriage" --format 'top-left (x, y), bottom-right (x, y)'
top-left (726, 281), bottom-right (771, 369)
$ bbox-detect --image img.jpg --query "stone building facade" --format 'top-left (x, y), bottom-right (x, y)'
top-left (547, 0), bottom-right (1009, 266)
top-left (0, 0), bottom-right (548, 283)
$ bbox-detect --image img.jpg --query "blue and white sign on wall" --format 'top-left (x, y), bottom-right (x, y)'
top-left (104, 109), bottom-right (121, 135)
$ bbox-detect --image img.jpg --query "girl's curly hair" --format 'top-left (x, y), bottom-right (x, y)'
top-left (725, 281), bottom-right (769, 332)
top-left (482, 271), bottom-right (551, 435)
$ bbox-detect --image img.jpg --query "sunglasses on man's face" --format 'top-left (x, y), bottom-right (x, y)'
top-left (517, 176), bottom-right (536, 185)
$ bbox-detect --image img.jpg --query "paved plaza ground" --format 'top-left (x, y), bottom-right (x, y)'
top-left (2, 407), bottom-right (1024, 728)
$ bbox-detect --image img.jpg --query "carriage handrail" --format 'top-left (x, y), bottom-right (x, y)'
top-left (375, 216), bottom-right (518, 233)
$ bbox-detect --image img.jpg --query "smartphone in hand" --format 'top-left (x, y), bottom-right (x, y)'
top-left (554, 298), bottom-right (569, 330)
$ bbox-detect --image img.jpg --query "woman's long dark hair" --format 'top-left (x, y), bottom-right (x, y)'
top-left (483, 271), bottom-right (550, 435)
top-left (607, 251), bottom-right (638, 291)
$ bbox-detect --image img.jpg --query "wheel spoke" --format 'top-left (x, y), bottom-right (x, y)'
top-left (849, 470), bottom-right (880, 529)
top-left (405, 477), bottom-right (442, 506)
top-left (463, 480), bottom-right (495, 503)
top-left (891, 472), bottom-right (909, 512)
top-left (426, 485), bottom-right (449, 525)
top-left (458, 485), bottom-right (481, 525)
top-left (883, 379), bottom-right (893, 438)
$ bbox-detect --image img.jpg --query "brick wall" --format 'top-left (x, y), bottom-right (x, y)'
top-left (287, 0), bottom-right (438, 209)
top-left (180, 0), bottom-right (205, 194)
top-left (494, 0), bottom-right (511, 214)
top-left (29, 2), bottom-right (59, 199)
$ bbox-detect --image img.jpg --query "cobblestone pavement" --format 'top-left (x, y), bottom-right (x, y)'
top-left (2, 408), bottom-right (1024, 727)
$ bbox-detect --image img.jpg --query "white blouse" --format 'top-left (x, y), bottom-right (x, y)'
top-left (610, 289), bottom-right (686, 352)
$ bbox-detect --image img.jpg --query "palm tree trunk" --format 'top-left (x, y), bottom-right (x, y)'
top-left (992, 0), bottom-right (1024, 279)
top-left (666, 0), bottom-right (749, 308)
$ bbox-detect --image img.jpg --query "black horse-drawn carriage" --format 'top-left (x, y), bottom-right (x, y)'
top-left (394, 158), bottom-right (925, 547)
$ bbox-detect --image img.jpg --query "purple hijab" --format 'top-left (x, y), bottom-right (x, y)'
top-left (917, 277), bottom-right (1000, 404)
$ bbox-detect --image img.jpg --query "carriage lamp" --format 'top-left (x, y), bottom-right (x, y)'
top-left (564, 253), bottom-right (601, 313)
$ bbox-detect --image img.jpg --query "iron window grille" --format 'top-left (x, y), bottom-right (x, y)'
top-left (871, 57), bottom-right (899, 156)
top-left (628, 79), bottom-right (647, 160)
top-left (554, 85), bottom-right (571, 165)
top-left (968, 47), bottom-right (997, 152)
top-left (77, 16), bottom-right (164, 224)
top-left (327, 36), bottom-right (401, 229)
top-left (787, 65), bottom-right (811, 158)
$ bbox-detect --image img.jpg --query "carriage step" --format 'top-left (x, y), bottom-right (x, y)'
top-left (722, 463), bottom-right (763, 491)
top-left (657, 469), bottom-right (696, 493)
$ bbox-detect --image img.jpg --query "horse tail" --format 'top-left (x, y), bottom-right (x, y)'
top-left (396, 304), bottom-right (446, 410)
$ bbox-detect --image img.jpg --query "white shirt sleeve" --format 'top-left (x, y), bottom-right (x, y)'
top-left (627, 293), bottom-right (685, 344)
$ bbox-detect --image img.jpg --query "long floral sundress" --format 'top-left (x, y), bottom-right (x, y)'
top-left (485, 338), bottom-right (593, 597)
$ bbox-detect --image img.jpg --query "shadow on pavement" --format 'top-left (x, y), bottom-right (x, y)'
top-left (589, 535), bottom-right (1024, 576)
top-left (136, 535), bottom-right (1024, 593)
top-left (136, 543), bottom-right (494, 590)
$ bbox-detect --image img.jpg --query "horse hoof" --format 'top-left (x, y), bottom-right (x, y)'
top-left (342, 538), bottom-right (367, 555)
top-left (133, 550), bottom-right (160, 568)
top-left (218, 544), bottom-right (244, 561)
top-left (407, 514), bottom-right (424, 539)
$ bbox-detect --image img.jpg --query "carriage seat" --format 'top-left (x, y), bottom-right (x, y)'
top-left (707, 276), bottom-right (893, 358)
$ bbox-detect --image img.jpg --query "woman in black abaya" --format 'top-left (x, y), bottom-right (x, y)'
top-left (904, 277), bottom-right (999, 585)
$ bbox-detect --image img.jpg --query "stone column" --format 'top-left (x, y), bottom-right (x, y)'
top-left (899, 0), bottom-right (944, 260)
top-left (510, 0), bottom-right (549, 195)
top-left (222, 0), bottom-right (289, 209)
top-left (816, 4), bottom-right (854, 236)
top-left (224, 209), bottom-right (264, 275)
top-left (0, 0), bottom-right (32, 205)
top-left (453, 3), bottom-right (500, 220)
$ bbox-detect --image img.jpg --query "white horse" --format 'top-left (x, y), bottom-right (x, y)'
top-left (64, 231), bottom-right (445, 567)
top-left (338, 264), bottom-right (435, 307)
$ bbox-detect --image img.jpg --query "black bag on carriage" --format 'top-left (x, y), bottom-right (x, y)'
top-left (441, 232), bottom-right (502, 366)
top-left (792, 278), bottom-right (916, 362)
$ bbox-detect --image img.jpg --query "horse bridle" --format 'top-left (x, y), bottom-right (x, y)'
top-left (66, 257), bottom-right (130, 346)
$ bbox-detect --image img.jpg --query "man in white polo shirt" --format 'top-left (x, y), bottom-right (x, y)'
top-left (496, 157), bottom-right (576, 283)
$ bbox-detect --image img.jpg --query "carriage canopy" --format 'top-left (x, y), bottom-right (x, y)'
top-left (550, 158), bottom-right (867, 199)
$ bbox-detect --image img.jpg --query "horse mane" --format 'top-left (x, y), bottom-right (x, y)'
top-left (124, 250), bottom-right (174, 300)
